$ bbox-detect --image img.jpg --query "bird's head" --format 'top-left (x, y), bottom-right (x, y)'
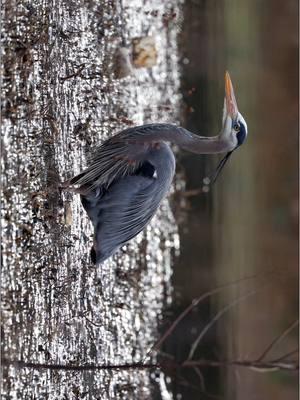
top-left (210, 71), bottom-right (248, 184)
top-left (221, 71), bottom-right (248, 147)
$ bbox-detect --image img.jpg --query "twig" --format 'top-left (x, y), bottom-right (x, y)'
top-left (3, 357), bottom-right (297, 373)
top-left (179, 188), bottom-right (203, 197)
top-left (59, 64), bottom-right (85, 82)
top-left (1, 359), bottom-right (159, 371)
top-left (183, 359), bottom-right (298, 372)
top-left (188, 289), bottom-right (258, 361)
top-left (143, 272), bottom-right (271, 362)
top-left (271, 347), bottom-right (299, 363)
top-left (193, 366), bottom-right (206, 392)
top-left (256, 319), bottom-right (299, 362)
top-left (177, 376), bottom-right (223, 399)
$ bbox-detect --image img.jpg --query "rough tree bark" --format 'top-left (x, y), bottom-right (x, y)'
top-left (1, 0), bottom-right (182, 398)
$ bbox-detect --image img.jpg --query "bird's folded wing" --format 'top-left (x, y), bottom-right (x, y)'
top-left (70, 123), bottom-right (177, 193)
top-left (70, 137), bottom-right (150, 193)
top-left (93, 174), bottom-right (160, 252)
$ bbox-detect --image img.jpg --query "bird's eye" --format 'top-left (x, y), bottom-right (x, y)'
top-left (233, 122), bottom-right (240, 132)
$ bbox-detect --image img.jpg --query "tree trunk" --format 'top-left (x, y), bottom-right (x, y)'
top-left (1, 0), bottom-right (182, 397)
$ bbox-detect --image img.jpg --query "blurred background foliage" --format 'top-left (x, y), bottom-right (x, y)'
top-left (164, 0), bottom-right (298, 398)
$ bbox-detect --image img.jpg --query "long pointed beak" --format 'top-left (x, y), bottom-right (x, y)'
top-left (225, 71), bottom-right (239, 119)
top-left (203, 150), bottom-right (234, 187)
top-left (211, 150), bottom-right (234, 183)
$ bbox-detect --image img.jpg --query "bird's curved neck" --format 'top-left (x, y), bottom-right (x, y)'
top-left (175, 127), bottom-right (231, 154)
top-left (129, 124), bottom-right (233, 154)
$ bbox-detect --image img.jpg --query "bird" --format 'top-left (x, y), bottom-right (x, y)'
top-left (67, 72), bottom-right (248, 264)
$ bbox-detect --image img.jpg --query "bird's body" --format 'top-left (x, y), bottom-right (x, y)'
top-left (78, 141), bottom-right (175, 263)
top-left (68, 73), bottom-right (248, 264)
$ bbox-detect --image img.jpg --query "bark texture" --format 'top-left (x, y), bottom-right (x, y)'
top-left (1, 1), bottom-right (182, 398)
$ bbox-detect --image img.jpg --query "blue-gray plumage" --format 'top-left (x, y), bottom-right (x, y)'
top-left (79, 143), bottom-right (175, 263)
top-left (67, 72), bottom-right (248, 264)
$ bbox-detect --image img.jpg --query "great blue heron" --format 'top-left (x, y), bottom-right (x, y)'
top-left (68, 72), bottom-right (247, 264)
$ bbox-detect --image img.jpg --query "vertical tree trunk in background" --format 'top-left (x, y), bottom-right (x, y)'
top-left (1, 1), bottom-right (182, 397)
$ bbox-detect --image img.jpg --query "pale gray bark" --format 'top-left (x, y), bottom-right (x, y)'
top-left (1, 1), bottom-right (182, 398)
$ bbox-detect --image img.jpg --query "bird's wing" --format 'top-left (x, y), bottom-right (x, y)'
top-left (91, 173), bottom-right (166, 260)
top-left (70, 140), bottom-right (140, 192)
top-left (70, 129), bottom-right (158, 193)
top-left (70, 124), bottom-right (178, 193)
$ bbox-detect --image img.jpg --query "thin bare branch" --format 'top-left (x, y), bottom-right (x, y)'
top-left (2, 358), bottom-right (158, 371)
top-left (184, 359), bottom-right (299, 372)
top-left (179, 188), bottom-right (203, 197)
top-left (143, 271), bottom-right (273, 362)
top-left (193, 366), bottom-right (206, 392)
top-left (178, 377), bottom-right (223, 400)
top-left (188, 289), bottom-right (258, 361)
top-left (256, 319), bottom-right (299, 362)
top-left (3, 356), bottom-right (298, 373)
top-left (271, 347), bottom-right (299, 363)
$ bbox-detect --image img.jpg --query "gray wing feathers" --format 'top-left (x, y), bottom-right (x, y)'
top-left (71, 141), bottom-right (138, 191)
top-left (95, 175), bottom-right (164, 252)
top-left (70, 124), bottom-right (177, 192)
